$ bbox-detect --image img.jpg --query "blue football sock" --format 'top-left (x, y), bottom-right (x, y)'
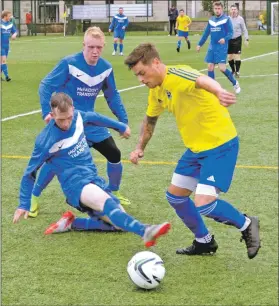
top-left (208, 70), bottom-right (215, 79)
top-left (32, 163), bottom-right (55, 197)
top-left (1, 64), bottom-right (8, 77)
top-left (114, 43), bottom-right (118, 51)
top-left (177, 40), bottom-right (182, 48)
top-left (166, 191), bottom-right (209, 238)
top-left (103, 198), bottom-right (145, 236)
top-left (223, 68), bottom-right (236, 85)
top-left (119, 43), bottom-right (123, 53)
top-left (197, 199), bottom-right (248, 230)
top-left (71, 216), bottom-right (118, 231)
top-left (107, 161), bottom-right (122, 192)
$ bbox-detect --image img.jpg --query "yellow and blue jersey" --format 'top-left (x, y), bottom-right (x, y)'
top-left (176, 15), bottom-right (191, 32)
top-left (146, 65), bottom-right (237, 153)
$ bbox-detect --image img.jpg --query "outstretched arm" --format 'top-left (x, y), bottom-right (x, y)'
top-left (130, 115), bottom-right (159, 164)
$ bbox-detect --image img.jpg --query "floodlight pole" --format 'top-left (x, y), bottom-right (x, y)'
top-left (44, 0), bottom-right (46, 36)
top-left (146, 0), bottom-right (149, 36)
top-left (267, 0), bottom-right (271, 35)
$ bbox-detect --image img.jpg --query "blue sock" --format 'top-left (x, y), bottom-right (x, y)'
top-left (166, 191), bottom-right (209, 238)
top-left (107, 161), bottom-right (122, 192)
top-left (103, 198), bottom-right (145, 236)
top-left (71, 216), bottom-right (118, 231)
top-left (119, 43), bottom-right (123, 53)
top-left (177, 40), bottom-right (182, 48)
top-left (197, 199), bottom-right (246, 229)
top-left (223, 68), bottom-right (236, 85)
top-left (208, 70), bottom-right (215, 79)
top-left (1, 64), bottom-right (8, 77)
top-left (32, 163), bottom-right (55, 197)
top-left (114, 43), bottom-right (118, 51)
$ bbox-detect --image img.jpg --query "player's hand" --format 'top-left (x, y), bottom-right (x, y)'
top-left (244, 40), bottom-right (249, 47)
top-left (218, 38), bottom-right (225, 44)
top-left (11, 33), bottom-right (17, 40)
top-left (108, 29), bottom-right (112, 33)
top-left (13, 208), bottom-right (29, 223)
top-left (196, 45), bottom-right (201, 52)
top-left (216, 89), bottom-right (236, 107)
top-left (44, 113), bottom-right (52, 124)
top-left (120, 126), bottom-right (131, 139)
top-left (122, 26), bottom-right (125, 30)
top-left (130, 149), bottom-right (144, 165)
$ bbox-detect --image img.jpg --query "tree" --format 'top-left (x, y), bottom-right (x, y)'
top-left (201, 0), bottom-right (228, 15)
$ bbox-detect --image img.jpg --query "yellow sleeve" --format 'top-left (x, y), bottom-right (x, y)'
top-left (187, 16), bottom-right (192, 24)
top-left (146, 89), bottom-right (165, 117)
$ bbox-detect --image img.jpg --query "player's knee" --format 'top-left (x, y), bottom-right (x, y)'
top-left (1, 58), bottom-right (6, 64)
top-left (167, 184), bottom-right (192, 197)
top-left (228, 54), bottom-right (233, 61)
top-left (235, 54), bottom-right (241, 61)
top-left (194, 184), bottom-right (219, 206)
top-left (105, 144), bottom-right (121, 163)
top-left (208, 64), bottom-right (214, 71)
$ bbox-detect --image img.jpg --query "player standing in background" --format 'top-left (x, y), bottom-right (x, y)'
top-left (175, 9), bottom-right (191, 52)
top-left (196, 2), bottom-right (241, 94)
top-left (30, 27), bottom-right (131, 218)
top-left (228, 5), bottom-right (249, 78)
top-left (26, 11), bottom-right (33, 36)
top-left (168, 5), bottom-right (178, 36)
top-left (13, 93), bottom-right (171, 246)
top-left (1, 10), bottom-right (17, 82)
top-left (109, 7), bottom-right (129, 56)
top-left (124, 43), bottom-right (260, 259)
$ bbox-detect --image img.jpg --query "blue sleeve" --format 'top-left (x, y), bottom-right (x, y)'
top-left (224, 18), bottom-right (233, 41)
top-left (39, 59), bottom-right (69, 119)
top-left (82, 111), bottom-right (127, 133)
top-left (198, 22), bottom-right (210, 47)
top-left (124, 17), bottom-right (129, 28)
top-left (109, 17), bottom-right (115, 30)
top-left (11, 24), bottom-right (17, 34)
top-left (102, 70), bottom-right (128, 124)
top-left (18, 140), bottom-right (49, 211)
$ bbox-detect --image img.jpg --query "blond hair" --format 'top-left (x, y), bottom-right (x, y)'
top-left (50, 93), bottom-right (73, 113)
top-left (2, 10), bottom-right (12, 19)
top-left (84, 26), bottom-right (105, 42)
top-left (124, 43), bottom-right (161, 69)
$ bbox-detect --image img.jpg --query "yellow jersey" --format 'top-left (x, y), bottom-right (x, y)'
top-left (146, 66), bottom-right (237, 153)
top-left (176, 15), bottom-right (191, 32)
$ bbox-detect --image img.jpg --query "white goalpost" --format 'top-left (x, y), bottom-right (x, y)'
top-left (271, 2), bottom-right (279, 35)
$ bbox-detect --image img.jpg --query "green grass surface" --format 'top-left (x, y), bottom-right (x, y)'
top-left (1, 34), bottom-right (278, 305)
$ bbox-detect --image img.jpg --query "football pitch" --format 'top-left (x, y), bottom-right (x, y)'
top-left (1, 34), bottom-right (278, 305)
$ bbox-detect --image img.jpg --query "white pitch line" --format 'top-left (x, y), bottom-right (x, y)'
top-left (216, 73), bottom-right (278, 79)
top-left (2, 51), bottom-right (278, 122)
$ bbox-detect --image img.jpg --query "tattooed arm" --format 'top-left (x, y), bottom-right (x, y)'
top-left (130, 115), bottom-right (159, 164)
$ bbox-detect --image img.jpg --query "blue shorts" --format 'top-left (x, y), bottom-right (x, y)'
top-left (1, 47), bottom-right (9, 57)
top-left (178, 30), bottom-right (189, 38)
top-left (84, 125), bottom-right (111, 145)
top-left (205, 49), bottom-right (227, 64)
top-left (174, 137), bottom-right (239, 193)
top-left (114, 30), bottom-right (125, 40)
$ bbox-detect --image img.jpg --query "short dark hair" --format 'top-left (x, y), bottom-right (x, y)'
top-left (51, 93), bottom-right (73, 113)
top-left (124, 43), bottom-right (161, 69)
top-left (179, 9), bottom-right (184, 12)
top-left (213, 1), bottom-right (223, 8)
top-left (230, 4), bottom-right (238, 9)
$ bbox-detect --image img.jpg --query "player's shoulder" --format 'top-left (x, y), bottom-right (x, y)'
top-left (35, 121), bottom-right (56, 149)
top-left (98, 57), bottom-right (113, 69)
top-left (63, 52), bottom-right (83, 64)
top-left (168, 65), bottom-right (201, 76)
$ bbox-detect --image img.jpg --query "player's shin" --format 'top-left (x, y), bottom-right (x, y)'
top-left (107, 161), bottom-right (122, 191)
top-left (119, 43), bottom-right (123, 53)
top-left (222, 69), bottom-right (237, 85)
top-left (229, 60), bottom-right (236, 73)
top-left (208, 70), bottom-right (215, 79)
top-left (166, 191), bottom-right (211, 242)
top-left (235, 60), bottom-right (241, 73)
top-left (1, 64), bottom-right (8, 78)
top-left (71, 216), bottom-right (119, 231)
top-left (113, 43), bottom-right (118, 52)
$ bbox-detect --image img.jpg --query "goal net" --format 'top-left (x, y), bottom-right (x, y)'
top-left (271, 2), bottom-right (279, 35)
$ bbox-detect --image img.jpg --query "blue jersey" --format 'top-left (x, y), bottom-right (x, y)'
top-left (109, 14), bottom-right (129, 33)
top-left (1, 19), bottom-right (17, 48)
top-left (39, 52), bottom-right (128, 124)
top-left (18, 110), bottom-right (127, 211)
top-left (198, 14), bottom-right (233, 51)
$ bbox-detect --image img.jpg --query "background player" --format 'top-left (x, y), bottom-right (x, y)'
top-left (228, 4), bottom-right (249, 78)
top-left (196, 2), bottom-right (240, 94)
top-left (109, 7), bottom-right (129, 56)
top-left (175, 9), bottom-right (191, 52)
top-left (1, 10), bottom-right (17, 82)
top-left (13, 93), bottom-right (171, 247)
top-left (124, 43), bottom-right (260, 259)
top-left (30, 27), bottom-right (130, 218)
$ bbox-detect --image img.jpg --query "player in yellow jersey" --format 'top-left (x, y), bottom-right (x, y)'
top-left (124, 43), bottom-right (260, 259)
top-left (175, 9), bottom-right (191, 52)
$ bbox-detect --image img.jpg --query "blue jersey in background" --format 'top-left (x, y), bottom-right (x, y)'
top-left (109, 14), bottom-right (129, 39)
top-left (1, 19), bottom-right (17, 56)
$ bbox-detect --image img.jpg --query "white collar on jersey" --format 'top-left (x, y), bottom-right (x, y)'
top-left (68, 64), bottom-right (112, 87)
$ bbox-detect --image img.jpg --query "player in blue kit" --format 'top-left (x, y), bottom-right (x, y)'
top-left (29, 27), bottom-right (131, 218)
top-left (196, 1), bottom-right (241, 94)
top-left (13, 93), bottom-right (171, 246)
top-left (109, 7), bottom-right (129, 56)
top-left (1, 10), bottom-right (17, 82)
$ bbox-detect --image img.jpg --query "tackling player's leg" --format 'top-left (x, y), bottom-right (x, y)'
top-left (1, 51), bottom-right (11, 82)
top-left (218, 63), bottom-right (241, 94)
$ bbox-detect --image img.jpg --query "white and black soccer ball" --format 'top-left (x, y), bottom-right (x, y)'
top-left (127, 251), bottom-right (165, 289)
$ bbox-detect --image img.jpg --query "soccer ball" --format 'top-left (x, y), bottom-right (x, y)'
top-left (127, 251), bottom-right (165, 289)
